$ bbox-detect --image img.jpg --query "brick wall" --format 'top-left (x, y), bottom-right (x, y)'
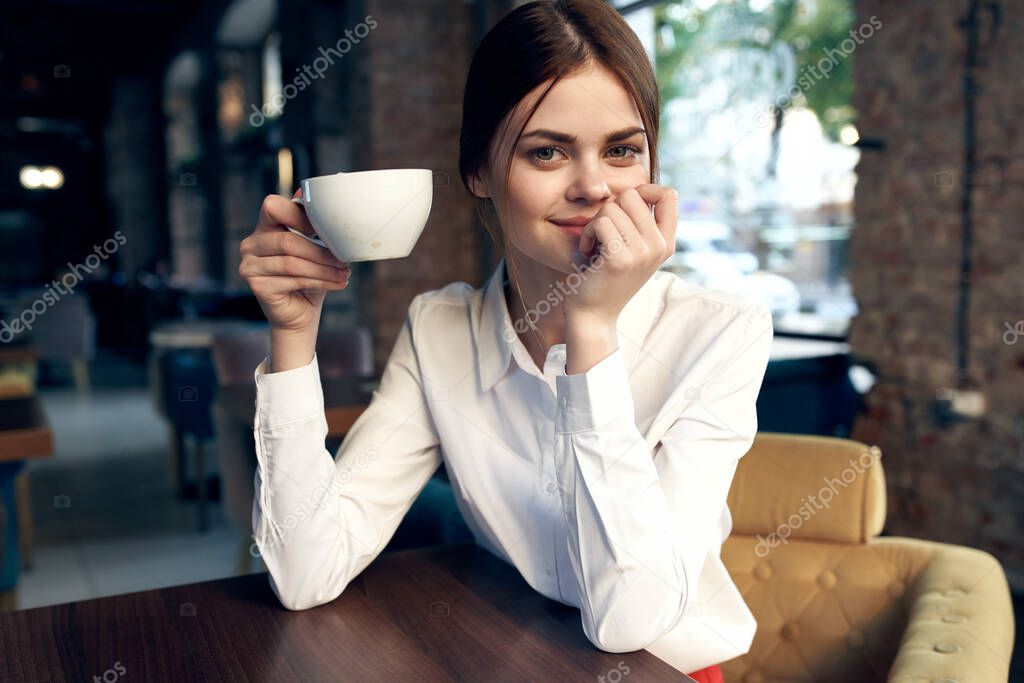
top-left (849, 0), bottom-right (1024, 587)
top-left (357, 0), bottom-right (483, 374)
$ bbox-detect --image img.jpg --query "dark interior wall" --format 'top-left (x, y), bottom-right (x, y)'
top-left (849, 0), bottom-right (1023, 589)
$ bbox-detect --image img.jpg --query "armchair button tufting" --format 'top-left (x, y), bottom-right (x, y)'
top-left (780, 623), bottom-right (799, 641)
top-left (754, 563), bottom-right (772, 580)
top-left (934, 642), bottom-right (961, 654)
top-left (817, 570), bottom-right (837, 588)
top-left (941, 614), bottom-right (967, 623)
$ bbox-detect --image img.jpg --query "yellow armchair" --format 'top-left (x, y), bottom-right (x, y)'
top-left (720, 432), bottom-right (1015, 682)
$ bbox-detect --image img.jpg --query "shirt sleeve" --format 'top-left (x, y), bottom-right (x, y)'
top-left (552, 306), bottom-right (774, 652)
top-left (251, 296), bottom-right (442, 611)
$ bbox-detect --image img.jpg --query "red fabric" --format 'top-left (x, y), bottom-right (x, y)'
top-left (685, 664), bottom-right (724, 683)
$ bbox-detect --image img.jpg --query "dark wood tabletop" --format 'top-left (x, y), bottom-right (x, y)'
top-left (217, 375), bottom-right (374, 439)
top-left (0, 543), bottom-right (691, 682)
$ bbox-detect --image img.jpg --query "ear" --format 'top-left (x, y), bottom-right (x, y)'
top-left (467, 170), bottom-right (490, 199)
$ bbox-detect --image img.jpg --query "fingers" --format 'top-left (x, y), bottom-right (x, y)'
top-left (615, 187), bottom-right (661, 252)
top-left (250, 274), bottom-right (349, 296)
top-left (245, 229), bottom-right (347, 270)
top-left (597, 200), bottom-right (642, 250)
top-left (242, 254), bottom-right (350, 284)
top-left (255, 194), bottom-right (316, 237)
top-left (632, 184), bottom-right (678, 253)
top-left (589, 216), bottom-right (626, 262)
top-left (579, 201), bottom-right (639, 257)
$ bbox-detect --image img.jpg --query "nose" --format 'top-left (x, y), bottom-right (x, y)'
top-left (566, 158), bottom-right (612, 204)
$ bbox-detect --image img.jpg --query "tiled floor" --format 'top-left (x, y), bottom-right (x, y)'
top-left (15, 351), bottom-right (263, 611)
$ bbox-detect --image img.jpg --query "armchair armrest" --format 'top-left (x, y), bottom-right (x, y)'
top-left (883, 538), bottom-right (1014, 682)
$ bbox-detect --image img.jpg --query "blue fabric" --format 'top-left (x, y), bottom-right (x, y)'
top-left (160, 349), bottom-right (217, 439)
top-left (0, 461), bottom-right (25, 590)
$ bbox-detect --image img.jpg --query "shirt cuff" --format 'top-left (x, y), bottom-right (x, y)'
top-left (254, 352), bottom-right (325, 429)
top-left (554, 348), bottom-right (635, 433)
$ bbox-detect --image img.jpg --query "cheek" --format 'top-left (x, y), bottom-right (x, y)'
top-left (506, 171), bottom-right (556, 220)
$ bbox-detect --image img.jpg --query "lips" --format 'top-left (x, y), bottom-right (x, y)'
top-left (549, 215), bottom-right (596, 227)
top-left (551, 221), bottom-right (584, 237)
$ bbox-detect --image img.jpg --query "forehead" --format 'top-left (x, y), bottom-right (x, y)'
top-left (525, 64), bottom-right (642, 133)
top-left (499, 63), bottom-right (643, 146)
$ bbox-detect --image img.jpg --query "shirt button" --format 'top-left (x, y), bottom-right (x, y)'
top-left (546, 481), bottom-right (557, 494)
top-left (544, 564), bottom-right (553, 576)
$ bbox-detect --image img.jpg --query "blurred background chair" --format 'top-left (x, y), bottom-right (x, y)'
top-left (16, 294), bottom-right (96, 395)
top-left (720, 433), bottom-right (1014, 682)
top-left (211, 328), bottom-right (271, 573)
top-left (314, 326), bottom-right (374, 379)
top-left (158, 348), bottom-right (217, 531)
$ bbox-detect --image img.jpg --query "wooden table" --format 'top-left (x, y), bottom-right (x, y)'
top-left (217, 375), bottom-right (375, 439)
top-left (0, 345), bottom-right (38, 400)
top-left (0, 543), bottom-right (691, 682)
top-left (0, 345), bottom-right (38, 366)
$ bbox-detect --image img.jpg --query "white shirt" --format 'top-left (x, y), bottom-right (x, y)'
top-left (251, 256), bottom-right (774, 674)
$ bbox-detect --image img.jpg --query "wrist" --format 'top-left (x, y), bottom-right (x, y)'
top-left (564, 307), bottom-right (618, 337)
top-left (269, 326), bottom-right (318, 373)
top-left (564, 310), bottom-right (619, 375)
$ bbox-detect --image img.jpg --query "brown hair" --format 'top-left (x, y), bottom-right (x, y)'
top-left (458, 0), bottom-right (661, 299)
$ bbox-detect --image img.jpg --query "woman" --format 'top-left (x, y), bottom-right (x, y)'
top-left (238, 1), bottom-right (772, 680)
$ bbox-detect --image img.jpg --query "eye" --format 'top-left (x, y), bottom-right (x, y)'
top-left (526, 143), bottom-right (643, 166)
top-left (608, 144), bottom-right (642, 160)
top-left (529, 146), bottom-right (565, 165)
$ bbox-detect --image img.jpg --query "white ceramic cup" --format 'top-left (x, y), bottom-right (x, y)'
top-left (287, 169), bottom-right (434, 262)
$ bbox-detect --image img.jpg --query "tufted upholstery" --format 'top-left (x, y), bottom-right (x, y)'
top-left (720, 433), bottom-right (1015, 683)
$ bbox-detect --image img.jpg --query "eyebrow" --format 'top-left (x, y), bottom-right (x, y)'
top-left (519, 126), bottom-right (646, 144)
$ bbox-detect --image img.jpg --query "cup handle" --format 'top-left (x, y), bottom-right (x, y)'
top-left (287, 196), bottom-right (328, 248)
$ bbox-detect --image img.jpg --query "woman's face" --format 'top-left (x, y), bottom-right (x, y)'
top-left (471, 63), bottom-right (652, 275)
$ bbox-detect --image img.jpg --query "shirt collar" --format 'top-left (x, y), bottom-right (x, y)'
top-left (476, 256), bottom-right (666, 392)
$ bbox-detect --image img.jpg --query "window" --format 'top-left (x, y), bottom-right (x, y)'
top-left (622, 0), bottom-right (860, 338)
